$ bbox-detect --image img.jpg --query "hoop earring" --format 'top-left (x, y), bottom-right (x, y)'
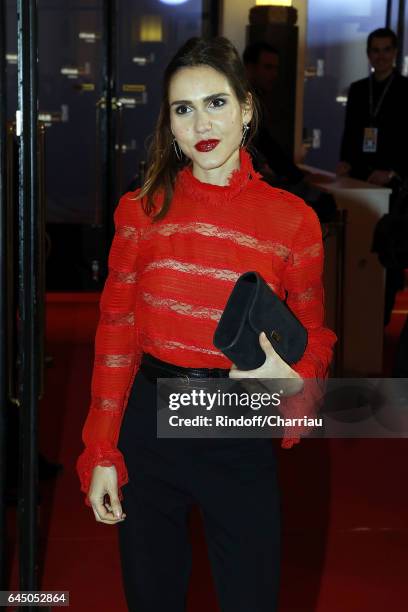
top-left (241, 122), bottom-right (249, 147)
top-left (173, 138), bottom-right (183, 161)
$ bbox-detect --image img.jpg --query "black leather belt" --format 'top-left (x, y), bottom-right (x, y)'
top-left (140, 353), bottom-right (230, 382)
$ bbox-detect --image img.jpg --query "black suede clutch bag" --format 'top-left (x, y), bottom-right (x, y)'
top-left (213, 271), bottom-right (308, 371)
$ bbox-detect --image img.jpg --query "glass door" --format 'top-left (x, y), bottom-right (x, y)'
top-left (38, 0), bottom-right (106, 289)
top-left (5, 0), bottom-right (218, 291)
top-left (116, 0), bottom-right (207, 194)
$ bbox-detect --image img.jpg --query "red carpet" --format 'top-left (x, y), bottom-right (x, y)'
top-left (5, 292), bottom-right (408, 611)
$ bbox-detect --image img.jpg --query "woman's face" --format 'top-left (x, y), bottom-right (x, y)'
top-left (168, 65), bottom-right (252, 183)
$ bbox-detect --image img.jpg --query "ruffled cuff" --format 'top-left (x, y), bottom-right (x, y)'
top-left (76, 444), bottom-right (129, 507)
top-left (281, 435), bottom-right (300, 449)
top-left (279, 378), bottom-right (326, 449)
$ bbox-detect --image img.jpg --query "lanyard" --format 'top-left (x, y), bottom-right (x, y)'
top-left (369, 72), bottom-right (395, 121)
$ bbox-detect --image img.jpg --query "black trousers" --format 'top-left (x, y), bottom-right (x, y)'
top-left (117, 371), bottom-right (280, 612)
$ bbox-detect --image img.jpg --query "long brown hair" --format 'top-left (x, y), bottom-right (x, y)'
top-left (138, 36), bottom-right (259, 220)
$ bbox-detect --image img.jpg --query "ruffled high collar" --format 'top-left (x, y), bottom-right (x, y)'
top-left (176, 148), bottom-right (261, 205)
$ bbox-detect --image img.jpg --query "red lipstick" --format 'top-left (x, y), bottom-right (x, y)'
top-left (194, 139), bottom-right (220, 152)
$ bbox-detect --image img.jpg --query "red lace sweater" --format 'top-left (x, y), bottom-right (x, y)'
top-left (77, 149), bottom-right (337, 503)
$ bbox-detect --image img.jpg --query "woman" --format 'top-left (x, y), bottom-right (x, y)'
top-left (77, 37), bottom-right (336, 611)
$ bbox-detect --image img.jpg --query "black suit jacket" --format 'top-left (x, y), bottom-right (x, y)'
top-left (340, 71), bottom-right (408, 181)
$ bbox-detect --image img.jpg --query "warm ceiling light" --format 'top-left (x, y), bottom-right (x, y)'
top-left (159, 0), bottom-right (189, 4)
top-left (256, 1), bottom-right (292, 5)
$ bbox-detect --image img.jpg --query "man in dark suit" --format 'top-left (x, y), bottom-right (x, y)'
top-left (338, 27), bottom-right (408, 186)
top-left (338, 28), bottom-right (408, 325)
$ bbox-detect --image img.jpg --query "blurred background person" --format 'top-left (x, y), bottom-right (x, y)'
top-left (243, 41), bottom-right (305, 188)
top-left (243, 41), bottom-right (336, 223)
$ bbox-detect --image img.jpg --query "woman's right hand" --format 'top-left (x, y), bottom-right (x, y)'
top-left (88, 465), bottom-right (126, 525)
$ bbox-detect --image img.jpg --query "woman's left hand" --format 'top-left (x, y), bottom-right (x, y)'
top-left (229, 332), bottom-right (304, 396)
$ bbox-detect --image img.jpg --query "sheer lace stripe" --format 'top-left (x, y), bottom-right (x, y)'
top-left (143, 259), bottom-right (240, 283)
top-left (288, 286), bottom-right (321, 303)
top-left (109, 269), bottom-right (138, 283)
top-left (93, 396), bottom-right (123, 412)
top-left (292, 242), bottom-right (322, 266)
top-left (100, 311), bottom-right (135, 326)
top-left (142, 222), bottom-right (291, 259)
top-left (141, 292), bottom-right (222, 321)
top-left (117, 225), bottom-right (140, 242)
top-left (95, 354), bottom-right (134, 367)
top-left (142, 334), bottom-right (221, 356)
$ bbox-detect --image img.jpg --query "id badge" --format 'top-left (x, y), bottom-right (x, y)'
top-left (363, 127), bottom-right (378, 153)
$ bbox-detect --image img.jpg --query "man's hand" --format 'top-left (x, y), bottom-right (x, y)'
top-left (88, 465), bottom-right (126, 525)
top-left (229, 332), bottom-right (304, 396)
